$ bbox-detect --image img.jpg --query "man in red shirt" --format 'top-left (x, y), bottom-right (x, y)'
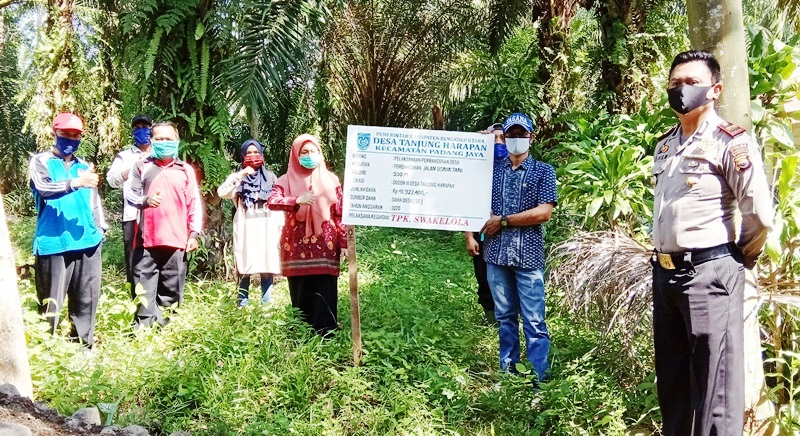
top-left (128, 121), bottom-right (203, 328)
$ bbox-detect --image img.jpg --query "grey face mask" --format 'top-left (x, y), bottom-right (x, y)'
top-left (667, 84), bottom-right (714, 115)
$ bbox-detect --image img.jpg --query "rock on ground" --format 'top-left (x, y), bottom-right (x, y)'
top-left (121, 424), bottom-right (150, 436)
top-left (0, 386), bottom-right (20, 399)
top-left (71, 407), bottom-right (102, 426)
top-left (0, 421), bottom-right (32, 436)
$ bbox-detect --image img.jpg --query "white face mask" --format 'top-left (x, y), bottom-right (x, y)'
top-left (505, 137), bottom-right (530, 155)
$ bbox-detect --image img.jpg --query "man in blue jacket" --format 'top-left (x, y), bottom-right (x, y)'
top-left (30, 113), bottom-right (107, 347)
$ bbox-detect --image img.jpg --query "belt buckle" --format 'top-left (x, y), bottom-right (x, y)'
top-left (658, 253), bottom-right (676, 270)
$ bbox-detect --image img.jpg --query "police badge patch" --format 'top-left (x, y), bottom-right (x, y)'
top-left (660, 144), bottom-right (669, 154)
top-left (729, 143), bottom-right (752, 172)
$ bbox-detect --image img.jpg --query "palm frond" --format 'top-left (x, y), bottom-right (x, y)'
top-left (551, 230), bottom-right (653, 335)
top-left (763, 294), bottom-right (800, 306)
top-left (223, 0), bottom-right (326, 116)
top-left (488, 0), bottom-right (529, 55)
top-left (326, 0), bottom-right (478, 130)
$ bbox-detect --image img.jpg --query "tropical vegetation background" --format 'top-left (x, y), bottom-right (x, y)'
top-left (1, 0), bottom-right (799, 434)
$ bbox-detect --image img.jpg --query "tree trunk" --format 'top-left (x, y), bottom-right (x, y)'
top-left (248, 106), bottom-right (260, 141)
top-left (686, 0), bottom-right (752, 130)
top-left (96, 0), bottom-right (122, 162)
top-left (533, 0), bottom-right (582, 111)
top-left (46, 0), bottom-right (76, 116)
top-left (0, 194), bottom-right (32, 398)
top-left (594, 0), bottom-right (646, 113)
top-left (687, 1), bottom-right (771, 428)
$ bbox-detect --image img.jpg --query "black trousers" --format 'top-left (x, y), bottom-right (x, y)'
top-left (471, 234), bottom-right (494, 312)
top-left (35, 244), bottom-right (102, 346)
top-left (652, 254), bottom-right (745, 436)
top-left (133, 246), bottom-right (187, 328)
top-left (122, 220), bottom-right (139, 298)
top-left (287, 275), bottom-right (338, 336)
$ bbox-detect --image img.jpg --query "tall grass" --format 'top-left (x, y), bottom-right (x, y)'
top-left (12, 219), bottom-right (659, 435)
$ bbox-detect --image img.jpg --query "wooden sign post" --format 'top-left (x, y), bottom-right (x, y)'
top-left (346, 225), bottom-right (362, 366)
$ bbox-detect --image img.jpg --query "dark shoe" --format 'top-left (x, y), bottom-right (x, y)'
top-left (484, 308), bottom-right (498, 326)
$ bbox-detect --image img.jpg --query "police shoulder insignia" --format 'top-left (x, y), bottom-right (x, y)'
top-left (657, 125), bottom-right (679, 142)
top-left (656, 125), bottom-right (677, 154)
top-left (728, 142), bottom-right (752, 172)
top-left (718, 121), bottom-right (746, 138)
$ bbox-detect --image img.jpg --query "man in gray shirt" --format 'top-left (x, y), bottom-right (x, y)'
top-left (107, 114), bottom-right (152, 296)
top-left (652, 50), bottom-right (773, 435)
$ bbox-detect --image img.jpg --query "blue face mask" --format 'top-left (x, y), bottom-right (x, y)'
top-left (55, 136), bottom-right (80, 156)
top-left (151, 140), bottom-right (180, 159)
top-left (133, 127), bottom-right (151, 146)
top-left (494, 143), bottom-right (508, 159)
top-left (299, 154), bottom-right (321, 169)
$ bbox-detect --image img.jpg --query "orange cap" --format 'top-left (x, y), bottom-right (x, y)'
top-left (52, 113), bottom-right (84, 132)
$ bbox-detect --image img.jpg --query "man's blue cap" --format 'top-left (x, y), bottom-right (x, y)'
top-left (503, 113), bottom-right (534, 133)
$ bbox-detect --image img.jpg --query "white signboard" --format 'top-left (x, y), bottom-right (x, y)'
top-left (342, 125), bottom-right (493, 232)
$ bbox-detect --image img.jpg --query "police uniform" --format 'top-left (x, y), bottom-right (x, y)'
top-left (651, 111), bottom-right (773, 435)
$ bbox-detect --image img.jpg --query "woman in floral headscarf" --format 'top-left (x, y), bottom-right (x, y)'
top-left (268, 134), bottom-right (347, 336)
top-left (218, 139), bottom-right (283, 307)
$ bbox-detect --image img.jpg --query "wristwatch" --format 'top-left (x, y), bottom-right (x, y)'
top-left (500, 215), bottom-right (508, 227)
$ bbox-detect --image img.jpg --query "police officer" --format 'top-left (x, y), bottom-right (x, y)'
top-left (652, 50), bottom-right (774, 435)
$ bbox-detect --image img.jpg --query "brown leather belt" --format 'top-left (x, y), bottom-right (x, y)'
top-left (655, 243), bottom-right (737, 270)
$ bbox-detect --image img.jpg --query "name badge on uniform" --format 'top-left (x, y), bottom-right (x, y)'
top-left (658, 253), bottom-right (676, 270)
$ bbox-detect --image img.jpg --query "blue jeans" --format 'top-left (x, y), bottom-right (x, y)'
top-left (486, 263), bottom-right (550, 381)
top-left (238, 273), bottom-right (274, 306)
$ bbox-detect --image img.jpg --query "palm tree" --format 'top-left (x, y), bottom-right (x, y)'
top-left (325, 0), bottom-right (478, 129)
top-left (119, 0), bottom-right (329, 272)
top-left (222, 0), bottom-right (328, 170)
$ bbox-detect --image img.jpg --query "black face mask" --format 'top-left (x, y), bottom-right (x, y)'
top-left (667, 84), bottom-right (714, 115)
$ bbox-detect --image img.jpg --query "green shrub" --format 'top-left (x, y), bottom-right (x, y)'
top-left (14, 222), bottom-right (657, 435)
top-left (545, 100), bottom-right (676, 234)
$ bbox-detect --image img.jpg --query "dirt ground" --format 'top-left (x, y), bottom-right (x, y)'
top-left (0, 393), bottom-right (105, 435)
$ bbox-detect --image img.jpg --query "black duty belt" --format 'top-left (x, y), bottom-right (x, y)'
top-left (655, 243), bottom-right (737, 270)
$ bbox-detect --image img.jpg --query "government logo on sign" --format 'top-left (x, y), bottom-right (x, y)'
top-left (357, 133), bottom-right (370, 151)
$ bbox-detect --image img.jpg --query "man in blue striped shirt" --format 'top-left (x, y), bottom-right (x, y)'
top-left (480, 112), bottom-right (558, 383)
